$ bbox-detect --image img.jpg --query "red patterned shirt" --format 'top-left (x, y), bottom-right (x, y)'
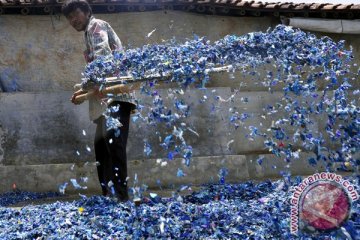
top-left (84, 16), bottom-right (123, 63)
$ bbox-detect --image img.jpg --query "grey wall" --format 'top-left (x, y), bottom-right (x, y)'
top-left (0, 11), bottom-right (356, 193)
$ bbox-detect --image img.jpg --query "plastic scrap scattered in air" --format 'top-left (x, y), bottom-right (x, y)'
top-left (144, 141), bottom-right (152, 156)
top-left (146, 28), bottom-right (156, 38)
top-left (70, 179), bottom-right (88, 190)
top-left (83, 24), bottom-right (358, 191)
top-left (58, 182), bottom-right (68, 195)
top-left (85, 145), bottom-right (91, 152)
top-left (177, 168), bottom-right (185, 177)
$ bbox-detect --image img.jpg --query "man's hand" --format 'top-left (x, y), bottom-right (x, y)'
top-left (93, 86), bottom-right (105, 99)
top-left (71, 89), bottom-right (88, 105)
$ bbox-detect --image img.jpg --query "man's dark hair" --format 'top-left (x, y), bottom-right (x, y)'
top-left (61, 0), bottom-right (92, 17)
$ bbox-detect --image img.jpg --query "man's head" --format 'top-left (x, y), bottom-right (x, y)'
top-left (62, 0), bottom-right (92, 32)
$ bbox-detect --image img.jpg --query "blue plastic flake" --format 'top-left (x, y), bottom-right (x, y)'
top-left (218, 168), bottom-right (229, 184)
top-left (144, 141), bottom-right (152, 156)
top-left (257, 156), bottom-right (265, 165)
top-left (161, 135), bottom-right (174, 149)
top-left (58, 182), bottom-right (68, 195)
top-left (104, 108), bottom-right (123, 133)
top-left (177, 168), bottom-right (185, 177)
top-left (70, 179), bottom-right (88, 190)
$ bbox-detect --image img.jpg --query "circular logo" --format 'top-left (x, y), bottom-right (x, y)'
top-left (299, 181), bottom-right (351, 231)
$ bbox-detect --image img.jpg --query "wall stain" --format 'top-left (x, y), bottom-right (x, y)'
top-left (0, 124), bottom-right (5, 165)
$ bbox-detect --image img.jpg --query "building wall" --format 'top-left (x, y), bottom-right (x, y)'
top-left (0, 11), bottom-right (356, 193)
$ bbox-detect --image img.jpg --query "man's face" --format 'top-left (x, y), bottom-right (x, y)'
top-left (66, 8), bottom-right (90, 32)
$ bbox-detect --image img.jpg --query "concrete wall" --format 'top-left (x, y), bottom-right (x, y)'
top-left (0, 11), bottom-right (357, 193)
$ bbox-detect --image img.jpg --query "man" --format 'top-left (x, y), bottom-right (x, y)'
top-left (62, 0), bottom-right (136, 201)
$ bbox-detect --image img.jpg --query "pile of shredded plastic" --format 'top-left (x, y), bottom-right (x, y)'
top-left (0, 177), bottom-right (358, 239)
top-left (0, 191), bottom-right (59, 207)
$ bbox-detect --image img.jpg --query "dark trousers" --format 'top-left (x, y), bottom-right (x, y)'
top-left (94, 102), bottom-right (132, 199)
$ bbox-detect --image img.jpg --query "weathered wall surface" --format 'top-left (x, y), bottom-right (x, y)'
top-left (0, 11), bottom-right (356, 193)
